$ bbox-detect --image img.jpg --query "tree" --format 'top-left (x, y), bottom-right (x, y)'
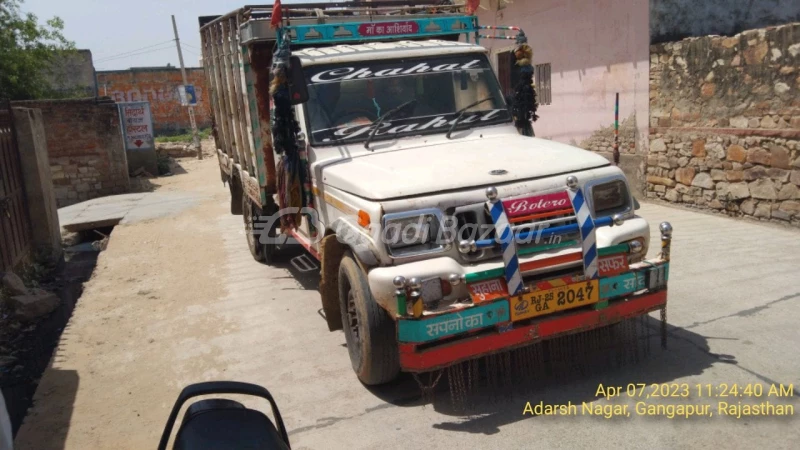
top-left (0, 0), bottom-right (75, 100)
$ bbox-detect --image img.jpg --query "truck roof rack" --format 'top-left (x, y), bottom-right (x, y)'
top-left (201, 2), bottom-right (479, 46)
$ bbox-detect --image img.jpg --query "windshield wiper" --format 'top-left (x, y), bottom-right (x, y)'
top-left (446, 97), bottom-right (495, 139)
top-left (364, 99), bottom-right (418, 150)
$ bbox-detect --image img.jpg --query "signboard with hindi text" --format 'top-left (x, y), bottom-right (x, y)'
top-left (357, 21), bottom-right (420, 37)
top-left (119, 102), bottom-right (155, 150)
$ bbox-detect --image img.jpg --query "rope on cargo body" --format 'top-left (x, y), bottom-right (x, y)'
top-left (271, 32), bottom-right (316, 235)
top-left (511, 31), bottom-right (539, 137)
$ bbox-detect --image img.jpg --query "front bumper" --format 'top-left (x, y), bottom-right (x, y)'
top-left (399, 288), bottom-right (667, 372)
top-left (394, 257), bottom-right (669, 372)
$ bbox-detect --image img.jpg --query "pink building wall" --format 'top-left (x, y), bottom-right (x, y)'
top-left (477, 0), bottom-right (650, 192)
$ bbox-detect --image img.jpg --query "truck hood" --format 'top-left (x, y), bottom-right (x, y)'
top-left (320, 134), bottom-right (610, 200)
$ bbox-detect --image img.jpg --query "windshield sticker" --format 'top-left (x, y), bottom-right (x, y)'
top-left (313, 109), bottom-right (505, 143)
top-left (309, 59), bottom-right (482, 83)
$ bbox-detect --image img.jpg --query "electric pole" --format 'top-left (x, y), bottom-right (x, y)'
top-left (171, 15), bottom-right (202, 159)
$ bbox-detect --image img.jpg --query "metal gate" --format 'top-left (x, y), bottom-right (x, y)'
top-left (0, 104), bottom-right (32, 272)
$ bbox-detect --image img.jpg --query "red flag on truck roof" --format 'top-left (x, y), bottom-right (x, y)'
top-left (271, 0), bottom-right (283, 29)
top-left (466, 0), bottom-right (480, 15)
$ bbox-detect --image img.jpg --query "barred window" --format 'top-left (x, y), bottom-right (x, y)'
top-left (535, 63), bottom-right (552, 105)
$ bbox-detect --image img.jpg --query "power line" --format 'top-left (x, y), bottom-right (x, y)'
top-left (180, 44), bottom-right (201, 57)
top-left (182, 42), bottom-right (202, 51)
top-left (94, 39), bottom-right (175, 63)
top-left (94, 44), bottom-right (176, 64)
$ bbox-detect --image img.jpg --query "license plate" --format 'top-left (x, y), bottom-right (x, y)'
top-left (510, 280), bottom-right (599, 321)
top-left (598, 254), bottom-right (629, 276)
top-left (468, 278), bottom-right (508, 303)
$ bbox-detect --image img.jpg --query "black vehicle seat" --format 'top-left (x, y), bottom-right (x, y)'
top-left (173, 399), bottom-right (290, 450)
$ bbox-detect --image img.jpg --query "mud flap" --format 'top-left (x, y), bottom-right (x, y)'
top-left (319, 235), bottom-right (345, 331)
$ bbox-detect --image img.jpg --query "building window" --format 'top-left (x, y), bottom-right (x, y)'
top-left (535, 63), bottom-right (552, 105)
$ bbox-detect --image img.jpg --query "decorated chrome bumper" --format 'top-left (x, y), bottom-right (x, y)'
top-left (396, 258), bottom-right (669, 346)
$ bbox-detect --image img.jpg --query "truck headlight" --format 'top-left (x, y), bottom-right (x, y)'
top-left (591, 179), bottom-right (630, 216)
top-left (382, 209), bottom-right (444, 257)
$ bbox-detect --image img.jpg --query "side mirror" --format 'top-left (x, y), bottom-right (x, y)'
top-left (288, 56), bottom-right (308, 105)
top-left (633, 197), bottom-right (641, 210)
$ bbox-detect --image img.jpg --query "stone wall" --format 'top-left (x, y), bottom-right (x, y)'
top-left (96, 67), bottom-right (211, 134)
top-left (647, 23), bottom-right (800, 225)
top-left (12, 98), bottom-right (130, 208)
top-left (579, 115), bottom-right (639, 157)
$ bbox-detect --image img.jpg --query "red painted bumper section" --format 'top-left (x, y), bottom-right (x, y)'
top-left (399, 290), bottom-right (667, 372)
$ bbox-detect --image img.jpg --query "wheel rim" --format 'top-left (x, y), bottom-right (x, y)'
top-left (345, 288), bottom-right (361, 354)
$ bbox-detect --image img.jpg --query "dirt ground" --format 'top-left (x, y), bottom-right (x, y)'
top-left (15, 152), bottom-right (230, 449)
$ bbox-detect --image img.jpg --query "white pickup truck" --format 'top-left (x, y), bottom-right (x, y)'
top-left (200, 2), bottom-right (671, 385)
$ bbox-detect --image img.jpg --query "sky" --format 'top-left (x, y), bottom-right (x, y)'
top-left (22, 0), bottom-right (316, 71)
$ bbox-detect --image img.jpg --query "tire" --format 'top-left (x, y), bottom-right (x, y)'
top-left (243, 195), bottom-right (282, 265)
top-left (259, 200), bottom-right (281, 265)
top-left (338, 252), bottom-right (400, 385)
top-left (243, 194), bottom-right (264, 262)
top-left (230, 176), bottom-right (243, 215)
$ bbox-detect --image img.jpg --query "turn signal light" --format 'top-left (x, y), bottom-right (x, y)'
top-left (357, 210), bottom-right (370, 227)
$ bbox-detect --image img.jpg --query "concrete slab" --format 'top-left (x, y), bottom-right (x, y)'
top-left (58, 191), bottom-right (200, 232)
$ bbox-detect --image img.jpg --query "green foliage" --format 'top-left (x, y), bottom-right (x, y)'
top-left (155, 128), bottom-right (212, 143)
top-left (0, 0), bottom-right (76, 100)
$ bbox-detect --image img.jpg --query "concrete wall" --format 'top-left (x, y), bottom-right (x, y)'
top-left (96, 67), bottom-right (211, 134)
top-left (11, 108), bottom-right (62, 262)
top-left (45, 50), bottom-right (97, 98)
top-left (651, 0), bottom-right (800, 44)
top-left (476, 0), bottom-right (651, 195)
top-left (647, 23), bottom-right (800, 226)
top-left (12, 98), bottom-right (130, 208)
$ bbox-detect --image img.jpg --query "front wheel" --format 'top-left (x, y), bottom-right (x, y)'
top-left (338, 253), bottom-right (400, 385)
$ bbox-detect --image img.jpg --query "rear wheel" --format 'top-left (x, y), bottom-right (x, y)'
top-left (243, 195), bottom-right (282, 265)
top-left (229, 175), bottom-right (243, 215)
top-left (243, 194), bottom-right (264, 262)
top-left (338, 252), bottom-right (399, 385)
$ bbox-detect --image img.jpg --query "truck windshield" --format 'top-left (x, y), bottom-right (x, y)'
top-left (302, 54), bottom-right (510, 145)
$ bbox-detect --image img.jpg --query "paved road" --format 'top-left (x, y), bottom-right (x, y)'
top-left (15, 159), bottom-right (800, 449)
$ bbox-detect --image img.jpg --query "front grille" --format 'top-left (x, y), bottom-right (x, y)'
top-left (454, 198), bottom-right (581, 264)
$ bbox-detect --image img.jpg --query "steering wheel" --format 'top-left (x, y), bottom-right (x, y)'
top-left (334, 108), bottom-right (377, 127)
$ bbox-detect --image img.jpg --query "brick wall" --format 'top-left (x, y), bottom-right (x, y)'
top-left (12, 98), bottom-right (130, 207)
top-left (647, 22), bottom-right (800, 225)
top-left (96, 67), bottom-right (211, 134)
